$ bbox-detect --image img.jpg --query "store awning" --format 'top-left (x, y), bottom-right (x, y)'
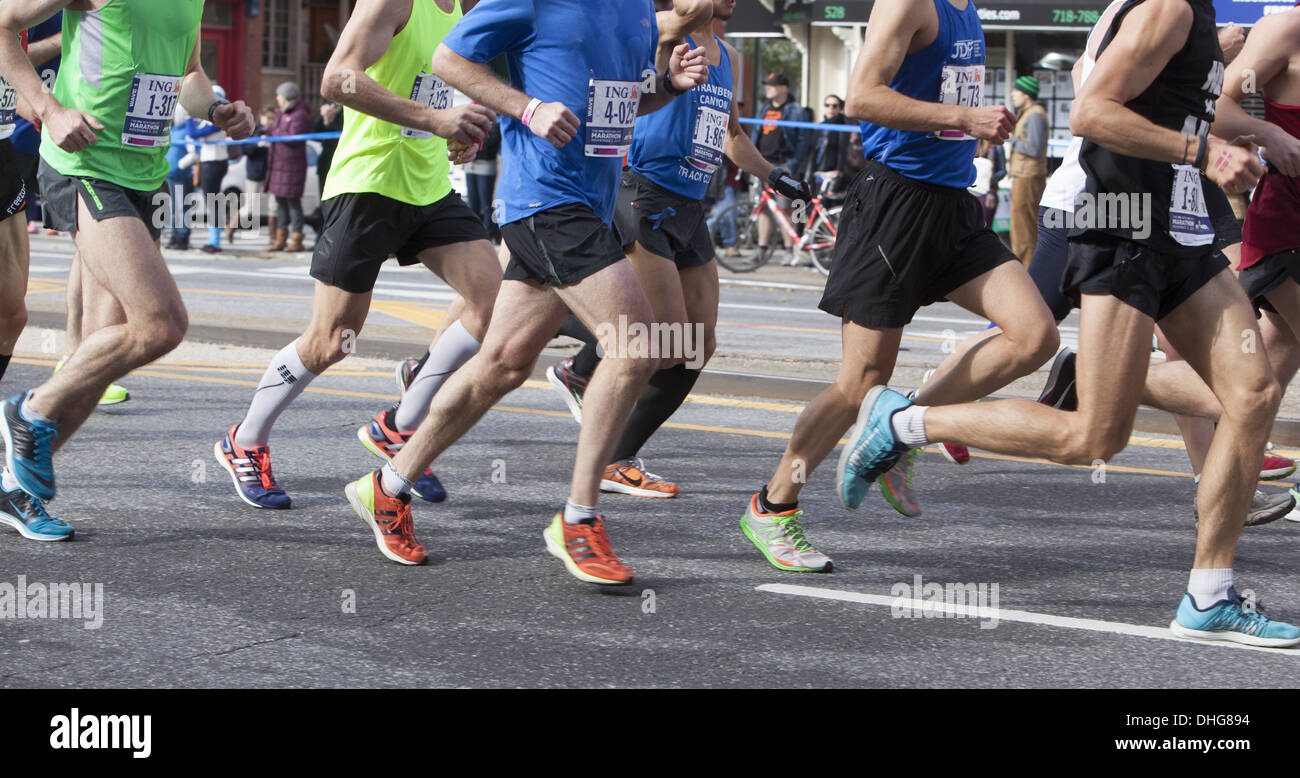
top-left (728, 0), bottom-right (786, 36)
top-left (808, 0), bottom-right (1109, 30)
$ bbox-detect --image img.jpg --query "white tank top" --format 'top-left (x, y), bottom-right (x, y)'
top-left (1039, 0), bottom-right (1126, 212)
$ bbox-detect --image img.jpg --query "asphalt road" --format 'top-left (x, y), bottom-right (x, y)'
top-left (2, 329), bottom-right (1300, 688)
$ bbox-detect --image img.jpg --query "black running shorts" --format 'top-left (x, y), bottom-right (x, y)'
top-left (310, 190), bottom-right (488, 294)
top-left (38, 157), bottom-right (165, 240)
top-left (1239, 248), bottom-right (1300, 315)
top-left (500, 202), bottom-right (625, 287)
top-left (1063, 232), bottom-right (1229, 321)
top-left (0, 140), bottom-right (24, 219)
top-left (1204, 179), bottom-right (1242, 250)
top-left (612, 168), bottom-right (713, 270)
top-left (818, 160), bottom-right (1016, 328)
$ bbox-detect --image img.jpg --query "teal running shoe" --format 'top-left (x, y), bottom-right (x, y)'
top-left (0, 478), bottom-right (73, 541)
top-left (836, 386), bottom-right (912, 510)
top-left (1169, 587), bottom-right (1300, 647)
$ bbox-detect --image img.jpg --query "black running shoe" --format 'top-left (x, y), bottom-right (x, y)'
top-left (1036, 348), bottom-right (1077, 411)
top-left (546, 358), bottom-right (588, 423)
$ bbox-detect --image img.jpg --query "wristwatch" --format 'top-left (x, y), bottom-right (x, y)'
top-left (207, 98), bottom-right (231, 123)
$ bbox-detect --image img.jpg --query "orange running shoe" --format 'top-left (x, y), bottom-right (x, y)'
top-left (543, 513), bottom-right (634, 585)
top-left (344, 470), bottom-right (427, 565)
top-left (600, 457), bottom-right (679, 498)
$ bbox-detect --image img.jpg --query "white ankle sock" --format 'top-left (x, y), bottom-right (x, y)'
top-left (1187, 568), bottom-right (1234, 609)
top-left (891, 405), bottom-right (929, 447)
top-left (394, 320), bottom-right (480, 433)
top-left (563, 500), bottom-right (599, 525)
top-left (19, 395), bottom-right (54, 425)
top-left (234, 339), bottom-right (317, 448)
top-left (380, 462), bottom-right (412, 498)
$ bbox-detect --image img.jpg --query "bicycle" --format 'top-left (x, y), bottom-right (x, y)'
top-left (710, 175), bottom-right (843, 275)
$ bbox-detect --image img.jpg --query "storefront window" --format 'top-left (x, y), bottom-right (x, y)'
top-left (263, 0), bottom-right (291, 70)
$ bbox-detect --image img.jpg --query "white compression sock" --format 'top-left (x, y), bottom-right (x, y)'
top-left (891, 405), bottom-right (929, 447)
top-left (1187, 568), bottom-right (1234, 609)
top-left (234, 339), bottom-right (318, 448)
top-left (563, 500), bottom-right (599, 525)
top-left (394, 320), bottom-right (480, 433)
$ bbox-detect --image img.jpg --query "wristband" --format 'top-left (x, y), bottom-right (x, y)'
top-left (208, 98), bottom-right (230, 124)
top-left (663, 75), bottom-right (686, 97)
top-left (521, 97), bottom-right (542, 128)
top-left (1193, 134), bottom-right (1209, 171)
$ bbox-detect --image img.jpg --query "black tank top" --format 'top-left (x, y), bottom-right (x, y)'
top-left (1076, 0), bottom-right (1224, 257)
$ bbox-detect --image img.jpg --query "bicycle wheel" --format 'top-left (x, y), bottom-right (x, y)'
top-left (807, 205), bottom-right (842, 276)
top-left (712, 201), bottom-right (768, 272)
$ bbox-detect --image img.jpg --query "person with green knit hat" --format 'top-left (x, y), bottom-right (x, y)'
top-left (1009, 74), bottom-right (1048, 266)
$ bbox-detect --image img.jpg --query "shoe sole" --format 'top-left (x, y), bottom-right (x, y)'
top-left (740, 515), bottom-right (831, 573)
top-left (600, 479), bottom-right (678, 498)
top-left (1260, 465), bottom-right (1297, 480)
top-left (879, 468), bottom-right (922, 518)
top-left (542, 524), bottom-right (633, 585)
top-left (545, 365), bottom-right (583, 424)
top-left (1168, 620), bottom-right (1300, 647)
top-left (0, 512), bottom-right (72, 541)
top-left (1036, 349), bottom-right (1074, 407)
top-left (96, 391), bottom-right (129, 406)
top-left (344, 481), bottom-right (425, 566)
top-left (1, 400), bottom-right (55, 501)
top-left (836, 386), bottom-right (885, 511)
top-left (1245, 496), bottom-right (1296, 527)
top-left (213, 440), bottom-right (289, 510)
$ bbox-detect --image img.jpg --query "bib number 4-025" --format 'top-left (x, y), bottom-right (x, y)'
top-left (585, 79), bottom-right (639, 157)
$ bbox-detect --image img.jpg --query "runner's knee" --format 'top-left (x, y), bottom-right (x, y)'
top-left (0, 306), bottom-right (28, 344)
top-left (1219, 373), bottom-right (1281, 429)
top-left (1063, 416), bottom-right (1131, 464)
top-left (299, 324), bottom-right (358, 369)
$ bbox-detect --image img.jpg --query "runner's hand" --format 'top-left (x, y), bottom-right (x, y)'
top-left (214, 100), bottom-right (255, 140)
top-left (668, 43), bottom-right (708, 92)
top-left (1218, 23), bottom-right (1245, 64)
top-left (1205, 135), bottom-right (1264, 194)
top-left (447, 138), bottom-right (479, 165)
top-left (430, 103), bottom-right (495, 146)
top-left (527, 101), bottom-right (579, 148)
top-left (42, 104), bottom-right (102, 152)
top-left (961, 105), bottom-right (1015, 144)
top-left (1260, 130), bottom-right (1300, 178)
top-left (768, 166), bottom-right (809, 201)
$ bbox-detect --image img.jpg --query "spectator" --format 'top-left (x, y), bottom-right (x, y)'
top-left (971, 138), bottom-right (1007, 229)
top-left (463, 119), bottom-right (501, 242)
top-left (266, 81), bottom-right (312, 252)
top-left (813, 94), bottom-right (852, 196)
top-left (164, 106), bottom-right (196, 250)
top-left (238, 107), bottom-right (274, 240)
top-left (1009, 75), bottom-right (1048, 266)
top-left (313, 99), bottom-right (343, 188)
top-left (189, 84), bottom-right (233, 254)
top-left (750, 72), bottom-right (811, 255)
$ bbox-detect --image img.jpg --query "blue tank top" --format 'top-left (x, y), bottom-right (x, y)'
top-left (859, 0), bottom-right (985, 188)
top-left (628, 34), bottom-right (733, 199)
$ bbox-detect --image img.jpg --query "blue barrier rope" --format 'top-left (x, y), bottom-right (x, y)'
top-left (736, 115), bottom-right (1071, 148)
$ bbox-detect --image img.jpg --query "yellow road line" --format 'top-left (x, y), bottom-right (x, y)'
top-left (369, 300), bottom-right (444, 330)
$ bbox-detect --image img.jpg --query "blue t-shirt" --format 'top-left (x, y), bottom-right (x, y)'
top-left (859, 0), bottom-right (984, 188)
top-left (628, 34), bottom-right (732, 200)
top-left (442, 0), bottom-right (658, 225)
top-left (11, 13), bottom-right (62, 155)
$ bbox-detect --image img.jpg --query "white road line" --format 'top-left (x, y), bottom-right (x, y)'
top-left (756, 583), bottom-right (1300, 656)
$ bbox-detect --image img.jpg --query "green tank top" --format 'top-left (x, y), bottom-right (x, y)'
top-left (322, 0), bottom-right (459, 205)
top-left (40, 1), bottom-right (203, 191)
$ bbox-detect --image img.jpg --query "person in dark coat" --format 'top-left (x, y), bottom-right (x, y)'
top-left (266, 82), bottom-right (312, 251)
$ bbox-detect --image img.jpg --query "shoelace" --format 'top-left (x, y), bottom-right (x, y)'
top-left (29, 422), bottom-right (57, 464)
top-left (774, 510), bottom-right (814, 552)
top-left (250, 448), bottom-right (280, 490)
top-left (577, 519), bottom-right (625, 570)
top-left (392, 504), bottom-right (419, 550)
top-left (23, 494), bottom-right (63, 526)
top-left (628, 457), bottom-right (665, 482)
top-left (1218, 595), bottom-right (1270, 635)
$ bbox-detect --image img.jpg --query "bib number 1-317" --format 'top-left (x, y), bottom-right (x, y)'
top-left (123, 72), bottom-right (182, 148)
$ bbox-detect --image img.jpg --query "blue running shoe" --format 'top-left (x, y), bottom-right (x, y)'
top-left (0, 478), bottom-right (73, 541)
top-left (836, 386), bottom-right (912, 511)
top-left (1170, 587), bottom-right (1300, 647)
top-left (1, 391), bottom-right (58, 501)
top-left (214, 424), bottom-right (292, 509)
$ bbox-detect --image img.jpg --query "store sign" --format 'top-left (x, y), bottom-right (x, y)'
top-left (1213, 0), bottom-right (1297, 25)
top-left (811, 0), bottom-right (1112, 27)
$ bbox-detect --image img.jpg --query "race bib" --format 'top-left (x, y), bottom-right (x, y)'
top-left (0, 76), bottom-right (16, 141)
top-left (935, 64), bottom-right (984, 141)
top-left (1168, 163), bottom-right (1214, 246)
top-left (687, 105), bottom-right (728, 173)
top-left (123, 72), bottom-right (182, 148)
top-left (584, 79), bottom-right (639, 157)
top-left (402, 73), bottom-right (453, 139)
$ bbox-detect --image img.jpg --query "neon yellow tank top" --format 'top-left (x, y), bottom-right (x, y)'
top-left (322, 0), bottom-right (460, 205)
